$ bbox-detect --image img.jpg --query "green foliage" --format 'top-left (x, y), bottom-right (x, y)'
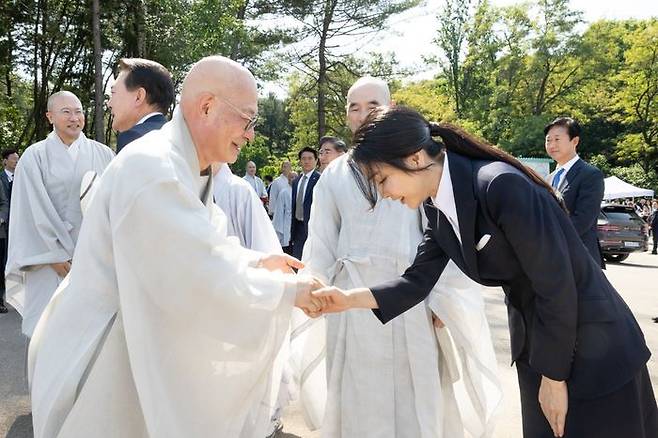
top-left (610, 164), bottom-right (658, 194)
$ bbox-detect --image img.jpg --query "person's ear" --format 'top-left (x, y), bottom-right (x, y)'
top-left (406, 151), bottom-right (423, 169)
top-left (45, 111), bottom-right (54, 125)
top-left (135, 87), bottom-right (147, 106)
top-left (572, 136), bottom-right (580, 149)
top-left (199, 93), bottom-right (213, 117)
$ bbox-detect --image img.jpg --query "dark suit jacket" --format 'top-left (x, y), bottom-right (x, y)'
top-left (290, 170), bottom-right (321, 254)
top-left (371, 151), bottom-right (650, 400)
top-left (0, 180), bottom-right (8, 239)
top-left (0, 171), bottom-right (11, 239)
top-left (116, 113), bottom-right (167, 153)
top-left (550, 158), bottom-right (605, 268)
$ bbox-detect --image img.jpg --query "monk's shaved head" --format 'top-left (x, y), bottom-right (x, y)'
top-left (181, 56), bottom-right (257, 106)
top-left (47, 91), bottom-right (82, 112)
top-left (346, 76), bottom-right (391, 134)
top-left (46, 90), bottom-right (85, 145)
top-left (180, 56), bottom-right (258, 169)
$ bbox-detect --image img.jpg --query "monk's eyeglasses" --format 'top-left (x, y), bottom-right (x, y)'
top-left (214, 95), bottom-right (259, 133)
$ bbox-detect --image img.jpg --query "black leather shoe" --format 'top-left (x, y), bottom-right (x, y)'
top-left (653, 317), bottom-right (658, 323)
top-left (0, 304), bottom-right (7, 314)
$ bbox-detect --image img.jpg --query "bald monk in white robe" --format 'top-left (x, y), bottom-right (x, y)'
top-left (5, 91), bottom-right (114, 336)
top-left (299, 77), bottom-right (502, 437)
top-left (28, 56), bottom-right (323, 438)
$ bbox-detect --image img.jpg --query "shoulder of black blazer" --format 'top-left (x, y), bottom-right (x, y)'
top-left (558, 158), bottom-right (602, 192)
top-left (117, 114), bottom-right (168, 151)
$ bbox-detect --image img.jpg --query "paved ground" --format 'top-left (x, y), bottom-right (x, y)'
top-left (1, 250), bottom-right (657, 438)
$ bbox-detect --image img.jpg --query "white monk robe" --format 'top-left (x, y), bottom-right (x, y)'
top-left (5, 131), bottom-right (114, 336)
top-left (213, 162), bottom-right (294, 432)
top-left (213, 163), bottom-right (282, 253)
top-left (272, 183), bottom-right (292, 248)
top-left (300, 155), bottom-right (502, 438)
top-left (268, 173), bottom-right (288, 216)
top-left (28, 110), bottom-right (303, 438)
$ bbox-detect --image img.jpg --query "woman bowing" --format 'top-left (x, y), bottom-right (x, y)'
top-left (313, 106), bottom-right (658, 438)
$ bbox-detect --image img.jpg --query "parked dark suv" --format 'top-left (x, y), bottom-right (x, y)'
top-left (597, 204), bottom-right (649, 262)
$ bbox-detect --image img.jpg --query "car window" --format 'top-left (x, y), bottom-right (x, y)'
top-left (601, 207), bottom-right (643, 222)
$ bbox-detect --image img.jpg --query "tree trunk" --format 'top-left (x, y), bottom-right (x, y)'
top-left (230, 1), bottom-right (248, 60)
top-left (92, 0), bottom-right (104, 141)
top-left (316, 0), bottom-right (335, 141)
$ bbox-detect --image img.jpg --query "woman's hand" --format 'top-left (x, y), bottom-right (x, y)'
top-left (311, 287), bottom-right (378, 314)
top-left (538, 375), bottom-right (568, 437)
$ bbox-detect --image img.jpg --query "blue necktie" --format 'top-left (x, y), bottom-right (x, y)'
top-left (551, 168), bottom-right (565, 189)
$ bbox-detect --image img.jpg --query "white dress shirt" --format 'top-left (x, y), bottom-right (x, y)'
top-left (432, 154), bottom-right (462, 244)
top-left (553, 154), bottom-right (580, 188)
top-left (4, 169), bottom-right (13, 182)
top-left (135, 112), bottom-right (163, 126)
top-left (296, 170), bottom-right (316, 204)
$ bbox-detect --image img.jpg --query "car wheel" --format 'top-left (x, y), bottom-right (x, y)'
top-left (604, 253), bottom-right (630, 263)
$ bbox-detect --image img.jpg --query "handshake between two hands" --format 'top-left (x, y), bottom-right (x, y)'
top-left (256, 253), bottom-right (357, 318)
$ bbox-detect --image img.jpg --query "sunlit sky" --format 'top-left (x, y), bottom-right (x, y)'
top-left (265, 0), bottom-right (658, 95)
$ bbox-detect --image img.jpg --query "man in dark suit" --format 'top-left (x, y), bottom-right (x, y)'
top-left (649, 202), bottom-right (658, 324)
top-left (108, 58), bottom-right (174, 153)
top-left (545, 117), bottom-right (605, 268)
top-left (290, 147), bottom-right (320, 259)
top-left (0, 149), bottom-right (17, 313)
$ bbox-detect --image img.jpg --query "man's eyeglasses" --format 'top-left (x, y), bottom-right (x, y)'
top-left (215, 95), bottom-right (259, 133)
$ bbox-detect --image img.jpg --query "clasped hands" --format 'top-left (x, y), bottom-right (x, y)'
top-left (255, 253), bottom-right (353, 317)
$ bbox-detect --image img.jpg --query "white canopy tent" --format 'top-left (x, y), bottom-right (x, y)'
top-left (603, 176), bottom-right (654, 200)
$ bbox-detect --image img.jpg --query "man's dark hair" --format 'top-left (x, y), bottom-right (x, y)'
top-left (298, 146), bottom-right (318, 160)
top-left (2, 149), bottom-right (18, 160)
top-left (544, 117), bottom-right (581, 140)
top-left (264, 175), bottom-right (273, 183)
top-left (118, 58), bottom-right (175, 114)
top-left (319, 136), bottom-right (348, 153)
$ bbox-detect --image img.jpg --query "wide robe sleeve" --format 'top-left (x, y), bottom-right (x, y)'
top-left (109, 177), bottom-right (302, 437)
top-left (6, 148), bottom-right (75, 273)
top-left (486, 173), bottom-right (578, 381)
top-left (235, 180), bottom-right (282, 254)
top-left (370, 208), bottom-right (450, 324)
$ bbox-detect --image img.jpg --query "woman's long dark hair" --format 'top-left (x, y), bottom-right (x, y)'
top-left (349, 106), bottom-right (565, 210)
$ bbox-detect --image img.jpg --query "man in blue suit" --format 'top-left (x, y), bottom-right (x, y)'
top-left (546, 117), bottom-right (605, 268)
top-left (290, 147), bottom-right (320, 259)
top-left (108, 58), bottom-right (174, 153)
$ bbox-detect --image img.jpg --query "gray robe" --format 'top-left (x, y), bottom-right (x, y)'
top-left (6, 131), bottom-right (114, 335)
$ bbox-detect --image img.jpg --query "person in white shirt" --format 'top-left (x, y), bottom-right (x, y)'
top-left (5, 91), bottom-right (115, 336)
top-left (107, 58), bottom-right (175, 153)
top-left (273, 171), bottom-right (297, 255)
top-left (243, 161), bottom-right (268, 201)
top-left (268, 161), bottom-right (292, 217)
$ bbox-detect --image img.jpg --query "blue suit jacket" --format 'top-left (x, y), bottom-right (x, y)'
top-left (371, 151), bottom-right (650, 400)
top-left (116, 113), bottom-right (168, 153)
